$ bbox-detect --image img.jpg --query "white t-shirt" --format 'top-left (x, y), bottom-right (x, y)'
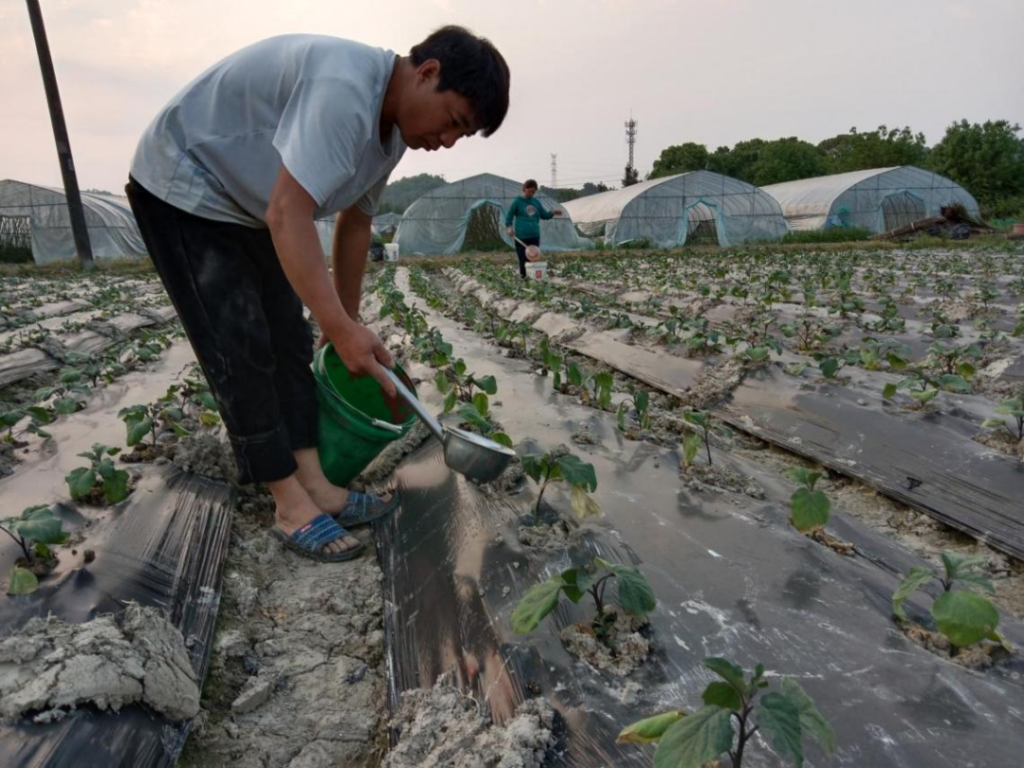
top-left (130, 35), bottom-right (406, 228)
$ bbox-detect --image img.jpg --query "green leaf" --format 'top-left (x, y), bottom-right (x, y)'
top-left (457, 404), bottom-right (491, 432)
top-left (757, 692), bottom-right (805, 767)
top-left (780, 679), bottom-right (836, 755)
top-left (957, 362), bottom-right (976, 379)
top-left (510, 575), bottom-right (565, 634)
top-left (683, 410), bottom-right (709, 429)
top-left (491, 432), bottom-right (514, 449)
top-left (790, 488), bottom-right (830, 533)
top-left (570, 485), bottom-right (602, 519)
top-left (931, 590), bottom-right (999, 648)
top-left (682, 432), bottom-right (701, 466)
top-left (0, 410), bottom-right (24, 428)
top-left (702, 681), bottom-right (742, 711)
top-left (102, 469), bottom-right (131, 503)
top-left (443, 389), bottom-right (457, 415)
top-left (981, 418), bottom-right (1007, 429)
top-left (785, 362), bottom-right (809, 377)
top-left (617, 711), bottom-right (686, 744)
top-left (609, 564), bottom-right (657, 616)
top-left (883, 383), bottom-right (898, 399)
top-left (10, 506), bottom-right (64, 544)
top-left (746, 346), bottom-right (769, 362)
top-left (126, 416), bottom-right (153, 447)
top-left (892, 565), bottom-right (935, 620)
top-left (197, 392), bottom-right (218, 411)
top-left (472, 392), bottom-right (490, 417)
top-left (473, 375), bottom-right (498, 395)
top-left (936, 374), bottom-right (969, 392)
top-left (559, 567), bottom-right (593, 603)
top-left (910, 388), bottom-right (938, 404)
top-left (940, 552), bottom-right (987, 584)
top-left (653, 706), bottom-right (734, 768)
top-left (53, 397), bottom-right (80, 415)
top-left (617, 402), bottom-right (627, 431)
top-left (433, 370), bottom-right (450, 393)
top-left (7, 566), bottom-right (39, 596)
top-left (554, 454), bottom-right (597, 492)
top-left (819, 357), bottom-right (840, 379)
top-left (66, 467), bottom-right (97, 500)
top-left (784, 467), bottom-right (822, 490)
top-left (703, 658), bottom-right (747, 695)
top-left (520, 454), bottom-right (545, 484)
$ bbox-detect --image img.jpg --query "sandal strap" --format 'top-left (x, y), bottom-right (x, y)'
top-left (292, 514), bottom-right (348, 552)
top-left (340, 491), bottom-right (380, 524)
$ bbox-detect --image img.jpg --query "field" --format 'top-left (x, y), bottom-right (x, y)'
top-left (1, 241), bottom-right (1023, 767)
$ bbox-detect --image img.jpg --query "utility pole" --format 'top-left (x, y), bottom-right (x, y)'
top-left (550, 153), bottom-right (558, 190)
top-left (25, 0), bottom-right (93, 269)
top-left (623, 113), bottom-right (639, 187)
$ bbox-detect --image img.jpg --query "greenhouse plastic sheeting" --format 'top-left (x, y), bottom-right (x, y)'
top-left (0, 180), bottom-right (148, 264)
top-left (0, 470), bottom-right (232, 768)
top-left (394, 173), bottom-right (590, 256)
top-left (561, 171), bottom-right (788, 248)
top-left (762, 166), bottom-right (981, 232)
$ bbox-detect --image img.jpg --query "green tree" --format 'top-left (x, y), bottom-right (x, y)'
top-left (378, 173), bottom-right (447, 213)
top-left (749, 138), bottom-right (825, 186)
top-left (708, 139), bottom-right (765, 182)
top-left (650, 142), bottom-right (711, 179)
top-left (817, 125), bottom-right (929, 174)
top-left (927, 120), bottom-right (1024, 208)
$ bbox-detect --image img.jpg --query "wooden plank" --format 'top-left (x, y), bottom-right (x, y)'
top-left (566, 330), bottom-right (702, 396)
top-left (63, 331), bottom-right (114, 357)
top-left (0, 348), bottom-right (58, 388)
top-left (717, 368), bottom-right (1024, 560)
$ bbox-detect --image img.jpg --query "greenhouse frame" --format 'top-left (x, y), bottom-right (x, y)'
top-left (0, 179), bottom-right (147, 264)
top-left (762, 166), bottom-right (980, 232)
top-left (394, 173), bottom-right (589, 255)
top-left (561, 170), bottom-right (788, 248)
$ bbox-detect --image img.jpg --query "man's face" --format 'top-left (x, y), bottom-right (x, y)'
top-left (398, 60), bottom-right (478, 152)
top-left (523, 186), bottom-right (536, 198)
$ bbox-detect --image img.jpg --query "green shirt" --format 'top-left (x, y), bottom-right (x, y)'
top-left (505, 195), bottom-right (553, 240)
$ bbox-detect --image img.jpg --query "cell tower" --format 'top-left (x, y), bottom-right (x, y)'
top-left (624, 113), bottom-right (639, 186)
top-left (625, 115), bottom-right (638, 170)
top-left (550, 153), bottom-right (558, 189)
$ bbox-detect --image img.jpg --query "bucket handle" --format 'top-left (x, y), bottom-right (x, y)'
top-left (369, 418), bottom-right (404, 434)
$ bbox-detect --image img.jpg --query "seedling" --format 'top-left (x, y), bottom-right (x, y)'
top-left (1, 410), bottom-right (26, 444)
top-left (784, 467), bottom-right (830, 533)
top-left (581, 371), bottom-right (614, 409)
top-left (617, 387), bottom-right (651, 432)
top-left (118, 404), bottom-right (159, 448)
top-left (455, 396), bottom-right (513, 449)
top-left (892, 552), bottom-right (1013, 652)
top-left (883, 369), bottom-right (969, 406)
top-left (520, 448), bottom-right (600, 518)
top-left (510, 556), bottom-right (656, 640)
top-left (682, 410), bottom-right (732, 467)
top-left (928, 342), bottom-right (981, 379)
top-left (66, 443), bottom-right (131, 504)
top-left (981, 396), bottom-right (1024, 441)
top-left (434, 358), bottom-right (497, 413)
top-left (2, 505), bottom-right (68, 595)
top-left (34, 368), bottom-right (91, 415)
top-left (618, 658), bottom-right (834, 768)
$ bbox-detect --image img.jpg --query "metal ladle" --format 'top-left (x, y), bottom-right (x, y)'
top-left (384, 368), bottom-right (516, 483)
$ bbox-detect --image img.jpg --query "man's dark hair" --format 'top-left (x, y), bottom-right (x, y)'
top-left (411, 26), bottom-right (510, 137)
top-left (524, 179), bottom-right (538, 190)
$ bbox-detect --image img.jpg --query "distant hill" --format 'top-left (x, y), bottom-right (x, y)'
top-left (379, 173), bottom-right (446, 213)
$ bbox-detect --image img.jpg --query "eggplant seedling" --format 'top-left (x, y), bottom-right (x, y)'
top-left (618, 658), bottom-right (834, 768)
top-left (118, 404), bottom-right (159, 449)
top-left (883, 369), bottom-right (970, 406)
top-left (617, 387), bottom-right (651, 432)
top-left (521, 448), bottom-right (600, 518)
top-left (892, 552), bottom-right (1013, 652)
top-left (784, 467), bottom-right (830, 533)
top-left (66, 443), bottom-right (131, 505)
top-left (455, 396), bottom-right (513, 449)
top-left (981, 396), bottom-right (1024, 442)
top-left (682, 410), bottom-right (732, 467)
top-left (1, 505), bottom-right (68, 595)
top-left (510, 556), bottom-right (656, 638)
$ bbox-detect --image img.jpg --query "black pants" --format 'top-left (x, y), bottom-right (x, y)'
top-left (514, 236), bottom-right (540, 278)
top-left (125, 177), bottom-right (317, 485)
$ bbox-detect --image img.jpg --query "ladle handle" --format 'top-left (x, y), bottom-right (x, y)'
top-left (383, 367), bottom-right (445, 445)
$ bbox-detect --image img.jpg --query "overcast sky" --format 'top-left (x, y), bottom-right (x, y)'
top-left (2, 0), bottom-right (1022, 195)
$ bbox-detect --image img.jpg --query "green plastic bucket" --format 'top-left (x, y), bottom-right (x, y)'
top-left (313, 343), bottom-right (418, 486)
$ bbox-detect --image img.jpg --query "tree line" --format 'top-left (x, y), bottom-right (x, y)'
top-left (647, 120), bottom-right (1024, 219)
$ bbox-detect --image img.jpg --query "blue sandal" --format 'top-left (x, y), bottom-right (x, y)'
top-left (270, 514), bottom-right (365, 562)
top-left (330, 490), bottom-right (401, 528)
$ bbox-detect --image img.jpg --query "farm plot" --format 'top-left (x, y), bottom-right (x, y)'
top-left (349, 257), bottom-right (1024, 767)
top-left (3, 244), bottom-right (1024, 768)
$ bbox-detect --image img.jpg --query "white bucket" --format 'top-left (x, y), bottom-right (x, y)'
top-left (529, 261), bottom-right (548, 281)
top-left (384, 243), bottom-right (400, 262)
